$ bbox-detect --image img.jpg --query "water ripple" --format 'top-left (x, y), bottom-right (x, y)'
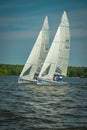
top-left (0, 76), bottom-right (87, 130)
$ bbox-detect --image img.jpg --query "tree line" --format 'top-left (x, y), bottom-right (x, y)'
top-left (0, 64), bottom-right (87, 78)
top-left (0, 64), bottom-right (23, 76)
top-left (67, 66), bottom-right (87, 78)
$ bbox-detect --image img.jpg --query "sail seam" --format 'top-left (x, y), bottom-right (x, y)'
top-left (60, 25), bottom-right (69, 28)
top-left (58, 57), bottom-right (68, 60)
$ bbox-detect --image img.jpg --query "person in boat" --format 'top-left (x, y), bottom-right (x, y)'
top-left (56, 75), bottom-right (62, 82)
top-left (53, 76), bottom-right (56, 81)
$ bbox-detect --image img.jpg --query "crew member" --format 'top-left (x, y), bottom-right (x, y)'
top-left (56, 76), bottom-right (62, 82)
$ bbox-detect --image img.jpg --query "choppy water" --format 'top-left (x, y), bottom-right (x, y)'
top-left (0, 76), bottom-right (87, 130)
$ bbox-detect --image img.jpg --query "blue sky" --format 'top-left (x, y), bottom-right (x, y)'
top-left (0, 0), bottom-right (87, 66)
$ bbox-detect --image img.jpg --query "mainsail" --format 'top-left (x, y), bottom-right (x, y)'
top-left (19, 16), bottom-right (49, 82)
top-left (38, 11), bottom-right (70, 81)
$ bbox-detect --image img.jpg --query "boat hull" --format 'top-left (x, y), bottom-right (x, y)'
top-left (37, 79), bottom-right (67, 86)
top-left (18, 78), bottom-right (37, 84)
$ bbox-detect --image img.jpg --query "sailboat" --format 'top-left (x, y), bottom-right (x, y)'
top-left (37, 11), bottom-right (70, 86)
top-left (18, 16), bottom-right (49, 84)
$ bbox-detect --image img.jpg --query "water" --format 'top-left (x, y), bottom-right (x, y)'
top-left (0, 76), bottom-right (87, 130)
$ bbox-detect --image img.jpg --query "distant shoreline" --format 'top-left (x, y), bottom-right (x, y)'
top-left (0, 64), bottom-right (87, 78)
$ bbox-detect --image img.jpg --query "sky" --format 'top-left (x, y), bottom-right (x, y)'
top-left (0, 0), bottom-right (87, 66)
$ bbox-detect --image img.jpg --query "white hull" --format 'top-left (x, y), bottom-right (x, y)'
top-left (18, 78), bottom-right (37, 84)
top-left (37, 79), bottom-right (67, 86)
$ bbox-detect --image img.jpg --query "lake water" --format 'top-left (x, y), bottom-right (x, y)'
top-left (0, 76), bottom-right (87, 130)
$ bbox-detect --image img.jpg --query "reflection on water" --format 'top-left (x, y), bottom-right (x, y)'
top-left (0, 76), bottom-right (87, 130)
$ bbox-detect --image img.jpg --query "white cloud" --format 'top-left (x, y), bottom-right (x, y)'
top-left (0, 29), bottom-right (39, 40)
top-left (69, 8), bottom-right (87, 39)
top-left (71, 28), bottom-right (87, 39)
top-left (0, 1), bottom-right (35, 9)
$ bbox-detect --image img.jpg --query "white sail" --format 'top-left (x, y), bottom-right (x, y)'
top-left (38, 11), bottom-right (70, 81)
top-left (19, 16), bottom-right (49, 83)
top-left (56, 11), bottom-right (70, 76)
top-left (37, 16), bottom-right (49, 73)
